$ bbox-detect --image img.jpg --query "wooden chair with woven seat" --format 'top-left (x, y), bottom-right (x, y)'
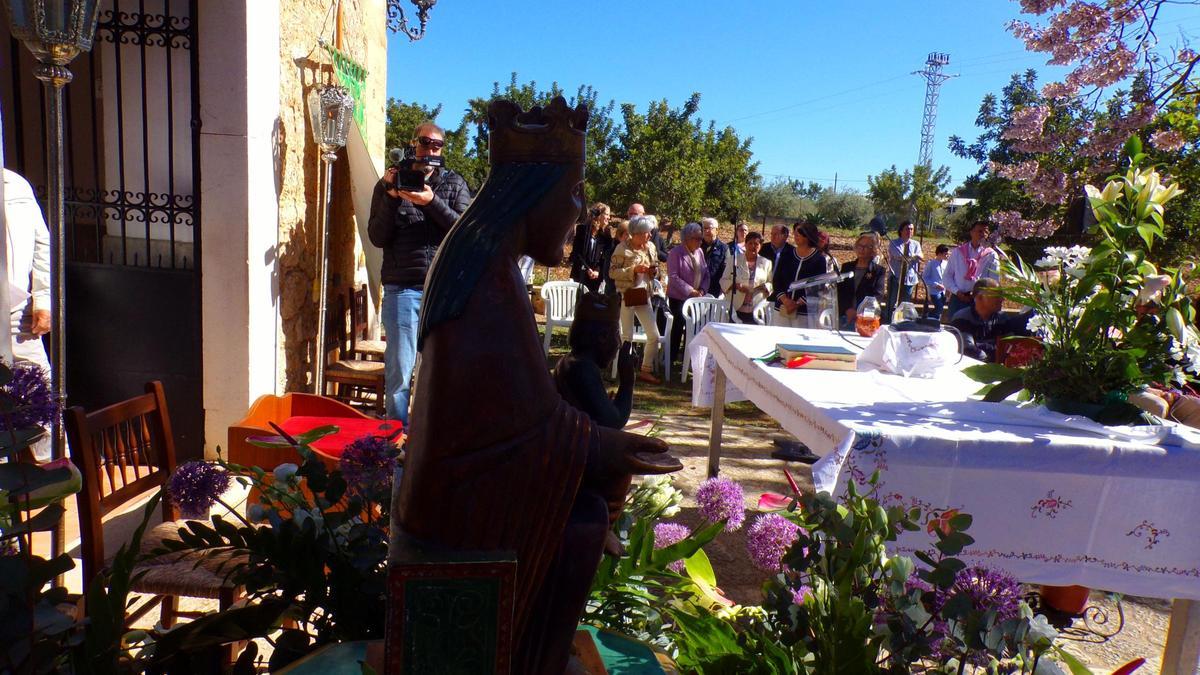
top-left (347, 284), bottom-right (385, 361)
top-left (323, 290), bottom-right (386, 415)
top-left (66, 381), bottom-right (242, 630)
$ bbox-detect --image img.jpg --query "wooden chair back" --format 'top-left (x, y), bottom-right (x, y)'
top-left (65, 381), bottom-right (179, 586)
top-left (347, 284), bottom-right (370, 354)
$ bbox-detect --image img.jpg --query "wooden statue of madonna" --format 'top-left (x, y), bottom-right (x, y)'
top-left (389, 97), bottom-right (681, 673)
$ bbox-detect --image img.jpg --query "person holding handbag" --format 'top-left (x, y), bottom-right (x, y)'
top-left (609, 215), bottom-right (662, 384)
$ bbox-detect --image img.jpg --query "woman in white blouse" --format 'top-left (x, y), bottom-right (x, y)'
top-left (721, 231), bottom-right (773, 324)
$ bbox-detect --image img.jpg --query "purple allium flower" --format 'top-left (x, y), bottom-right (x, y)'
top-left (167, 461), bottom-right (231, 519)
top-left (940, 566), bottom-right (1023, 620)
top-left (746, 513), bottom-right (801, 572)
top-left (791, 584), bottom-right (812, 605)
top-left (696, 477), bottom-right (745, 532)
top-left (653, 521), bottom-right (691, 573)
top-left (339, 434), bottom-right (399, 498)
top-left (1, 362), bottom-right (59, 431)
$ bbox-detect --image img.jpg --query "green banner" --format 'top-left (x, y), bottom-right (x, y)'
top-left (323, 43), bottom-right (368, 136)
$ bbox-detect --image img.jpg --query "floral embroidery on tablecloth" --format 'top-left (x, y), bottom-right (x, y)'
top-left (1030, 490), bottom-right (1073, 520)
top-left (890, 545), bottom-right (1200, 578)
top-left (844, 430), bottom-right (887, 493)
top-left (1126, 520), bottom-right (1169, 550)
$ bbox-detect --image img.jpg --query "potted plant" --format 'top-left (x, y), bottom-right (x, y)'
top-left (968, 138), bottom-right (1199, 424)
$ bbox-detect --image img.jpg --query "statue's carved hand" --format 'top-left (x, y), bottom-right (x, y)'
top-left (616, 341), bottom-right (636, 386)
top-left (591, 428), bottom-right (682, 485)
top-left (625, 434), bottom-right (681, 475)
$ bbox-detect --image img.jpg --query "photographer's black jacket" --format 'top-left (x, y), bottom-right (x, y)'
top-left (368, 168), bottom-right (472, 289)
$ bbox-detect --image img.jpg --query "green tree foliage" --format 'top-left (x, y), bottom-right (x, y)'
top-left (909, 164), bottom-right (952, 231)
top-left (814, 189), bottom-right (874, 230)
top-left (749, 177), bottom-right (814, 222)
top-left (383, 98), bottom-right (472, 187)
top-left (867, 164), bottom-right (950, 232)
top-left (603, 93), bottom-right (760, 224)
top-left (866, 165), bottom-right (910, 224)
top-left (605, 95), bottom-right (709, 225)
top-left (457, 73), bottom-right (619, 194)
top-left (382, 76), bottom-right (761, 226)
top-left (699, 123), bottom-right (758, 222)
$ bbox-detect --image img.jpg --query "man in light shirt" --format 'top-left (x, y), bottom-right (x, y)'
top-left (886, 220), bottom-right (923, 312)
top-left (922, 243), bottom-right (950, 320)
top-left (945, 220), bottom-right (1000, 316)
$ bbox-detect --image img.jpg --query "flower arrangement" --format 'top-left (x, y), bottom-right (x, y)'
top-left (969, 138), bottom-right (1199, 421)
top-left (581, 469), bottom-right (1101, 674)
top-left (149, 425), bottom-right (403, 671)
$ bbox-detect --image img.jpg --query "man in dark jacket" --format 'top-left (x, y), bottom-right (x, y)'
top-left (569, 208), bottom-right (608, 293)
top-left (762, 225), bottom-right (795, 306)
top-left (950, 278), bottom-right (1033, 362)
top-left (368, 122), bottom-right (471, 424)
top-left (700, 217), bottom-right (727, 297)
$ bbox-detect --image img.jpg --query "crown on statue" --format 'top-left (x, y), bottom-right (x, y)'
top-left (487, 96), bottom-right (588, 165)
top-left (574, 290), bottom-right (621, 323)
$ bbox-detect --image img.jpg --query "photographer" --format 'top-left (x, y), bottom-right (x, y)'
top-left (367, 122), bottom-right (471, 424)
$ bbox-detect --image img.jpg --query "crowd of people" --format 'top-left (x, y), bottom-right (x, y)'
top-left (368, 120), bottom-right (1028, 423)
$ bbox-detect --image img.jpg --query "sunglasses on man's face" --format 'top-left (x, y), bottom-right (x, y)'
top-left (416, 136), bottom-right (445, 150)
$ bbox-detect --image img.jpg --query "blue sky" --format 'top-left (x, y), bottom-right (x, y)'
top-left (384, 1), bottom-right (1198, 191)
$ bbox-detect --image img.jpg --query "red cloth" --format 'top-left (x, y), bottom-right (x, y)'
top-left (277, 416), bottom-right (402, 458)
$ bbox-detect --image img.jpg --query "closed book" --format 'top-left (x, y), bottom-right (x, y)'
top-left (776, 343), bottom-right (858, 362)
top-left (790, 357), bottom-right (857, 372)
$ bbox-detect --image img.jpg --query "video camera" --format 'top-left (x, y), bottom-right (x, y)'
top-left (388, 146), bottom-right (444, 192)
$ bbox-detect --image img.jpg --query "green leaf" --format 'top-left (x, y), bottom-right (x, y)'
top-left (1053, 645), bottom-right (1097, 675)
top-left (982, 376), bottom-right (1026, 403)
top-left (0, 463), bottom-right (71, 494)
top-left (651, 519), bottom-right (723, 571)
top-left (935, 531), bottom-right (974, 556)
top-left (963, 362), bottom-right (1023, 384)
top-left (684, 548), bottom-right (717, 587)
top-left (1123, 135), bottom-right (1142, 158)
top-left (6, 503), bottom-right (64, 535)
top-left (295, 425), bottom-right (339, 446)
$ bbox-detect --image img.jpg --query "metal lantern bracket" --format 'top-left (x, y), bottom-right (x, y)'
top-left (387, 0), bottom-right (436, 41)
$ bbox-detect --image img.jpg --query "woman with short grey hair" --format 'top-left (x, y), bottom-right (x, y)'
top-left (666, 222), bottom-right (710, 367)
top-left (609, 215), bottom-right (663, 383)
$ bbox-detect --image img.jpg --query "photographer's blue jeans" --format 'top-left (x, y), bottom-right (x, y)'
top-left (382, 285), bottom-right (422, 425)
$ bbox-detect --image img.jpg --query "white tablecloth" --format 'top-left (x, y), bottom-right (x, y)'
top-left (690, 322), bottom-right (1200, 601)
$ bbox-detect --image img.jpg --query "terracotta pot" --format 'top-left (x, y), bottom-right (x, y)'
top-left (1041, 584), bottom-right (1090, 615)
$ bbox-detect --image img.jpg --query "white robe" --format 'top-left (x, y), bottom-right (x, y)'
top-left (3, 169), bottom-right (51, 372)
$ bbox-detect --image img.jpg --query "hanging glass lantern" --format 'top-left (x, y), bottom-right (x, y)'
top-left (307, 84), bottom-right (355, 155)
top-left (3, 0), bottom-right (101, 65)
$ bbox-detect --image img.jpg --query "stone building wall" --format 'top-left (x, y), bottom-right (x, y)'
top-left (276, 0), bottom-right (387, 392)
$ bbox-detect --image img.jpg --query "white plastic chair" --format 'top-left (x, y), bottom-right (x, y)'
top-left (817, 308), bottom-right (835, 329)
top-left (681, 297), bottom-right (730, 383)
top-left (751, 299), bottom-right (772, 326)
top-left (540, 281), bottom-right (579, 356)
top-left (611, 311), bottom-right (673, 383)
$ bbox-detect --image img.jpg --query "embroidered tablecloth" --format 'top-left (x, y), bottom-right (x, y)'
top-left (689, 322), bottom-right (1200, 601)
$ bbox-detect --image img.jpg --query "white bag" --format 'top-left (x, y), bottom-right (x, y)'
top-left (858, 324), bottom-right (961, 378)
